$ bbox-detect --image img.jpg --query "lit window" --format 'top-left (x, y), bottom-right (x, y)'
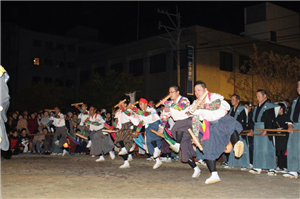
top-left (33, 58), bottom-right (40, 65)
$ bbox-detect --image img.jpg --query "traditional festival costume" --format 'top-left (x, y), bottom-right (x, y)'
top-left (189, 92), bottom-right (244, 184)
top-left (131, 98), bottom-right (163, 169)
top-left (109, 104), bottom-right (142, 169)
top-left (75, 105), bottom-right (91, 148)
top-left (284, 96), bottom-right (300, 178)
top-left (0, 65), bottom-right (10, 152)
top-left (49, 112), bottom-right (68, 156)
top-left (87, 113), bottom-right (115, 162)
top-left (227, 104), bottom-right (251, 170)
top-left (249, 100), bottom-right (280, 176)
top-left (160, 95), bottom-right (201, 178)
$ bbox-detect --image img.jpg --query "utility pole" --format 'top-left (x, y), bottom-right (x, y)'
top-left (158, 5), bottom-right (181, 86)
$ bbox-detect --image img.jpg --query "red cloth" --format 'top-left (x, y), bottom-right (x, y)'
top-left (27, 118), bottom-right (39, 134)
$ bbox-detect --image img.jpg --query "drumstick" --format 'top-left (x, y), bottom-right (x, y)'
top-left (133, 101), bottom-right (139, 105)
top-left (44, 109), bottom-right (55, 112)
top-left (102, 129), bottom-right (118, 133)
top-left (155, 94), bottom-right (171, 108)
top-left (188, 128), bottom-right (203, 151)
top-left (71, 102), bottom-right (83, 106)
top-left (150, 129), bottom-right (165, 138)
top-left (114, 99), bottom-right (126, 108)
top-left (75, 133), bottom-right (88, 140)
top-left (191, 90), bottom-right (209, 113)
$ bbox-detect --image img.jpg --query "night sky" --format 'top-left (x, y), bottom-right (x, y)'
top-left (1, 1), bottom-right (300, 44)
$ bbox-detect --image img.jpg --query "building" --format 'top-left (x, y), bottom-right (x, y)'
top-left (1, 23), bottom-right (111, 109)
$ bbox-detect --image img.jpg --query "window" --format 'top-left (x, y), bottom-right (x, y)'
top-left (56, 61), bottom-right (65, 68)
top-left (80, 70), bottom-right (89, 84)
top-left (33, 40), bottom-right (42, 47)
top-left (32, 76), bottom-right (41, 84)
top-left (33, 58), bottom-right (40, 65)
top-left (66, 79), bottom-right (74, 88)
top-left (67, 45), bottom-right (76, 52)
top-left (45, 41), bottom-right (53, 50)
top-left (111, 63), bottom-right (123, 73)
top-left (220, 51), bottom-right (233, 72)
top-left (55, 78), bottom-right (63, 87)
top-left (129, 59), bottom-right (143, 76)
top-left (44, 77), bottom-right (52, 85)
top-left (270, 31), bottom-right (277, 42)
top-left (95, 67), bottom-right (106, 77)
top-left (239, 55), bottom-right (250, 74)
top-left (67, 62), bottom-right (75, 69)
top-left (44, 58), bottom-right (53, 66)
top-left (150, 54), bottom-right (166, 74)
top-left (57, 43), bottom-right (65, 50)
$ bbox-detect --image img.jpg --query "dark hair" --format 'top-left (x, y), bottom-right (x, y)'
top-left (42, 127), bottom-right (48, 132)
top-left (278, 102), bottom-right (286, 113)
top-left (256, 89), bottom-right (267, 95)
top-left (76, 129), bottom-right (81, 132)
top-left (232, 94), bottom-right (240, 101)
top-left (169, 85), bottom-right (180, 92)
top-left (194, 81), bottom-right (206, 88)
top-left (120, 95), bottom-right (131, 106)
top-left (20, 128), bottom-right (27, 133)
top-left (89, 105), bottom-right (97, 110)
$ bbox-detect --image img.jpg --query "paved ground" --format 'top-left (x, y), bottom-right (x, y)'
top-left (1, 153), bottom-right (299, 199)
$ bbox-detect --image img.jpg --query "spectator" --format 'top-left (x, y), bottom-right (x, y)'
top-left (65, 112), bottom-right (76, 135)
top-left (75, 129), bottom-right (87, 155)
top-left (9, 130), bottom-right (21, 155)
top-left (27, 112), bottom-right (39, 135)
top-left (11, 112), bottom-right (18, 130)
top-left (19, 128), bottom-right (32, 154)
top-left (5, 116), bottom-right (13, 133)
top-left (16, 114), bottom-right (28, 132)
top-left (38, 111), bottom-right (51, 131)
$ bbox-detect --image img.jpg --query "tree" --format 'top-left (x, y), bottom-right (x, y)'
top-left (228, 44), bottom-right (300, 104)
top-left (77, 70), bottom-right (142, 111)
top-left (16, 82), bottom-right (64, 112)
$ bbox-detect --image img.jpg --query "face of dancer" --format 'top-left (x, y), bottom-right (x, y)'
top-left (89, 107), bottom-right (96, 116)
top-left (297, 82), bottom-right (300, 95)
top-left (231, 96), bottom-right (239, 107)
top-left (139, 102), bottom-right (148, 111)
top-left (256, 92), bottom-right (267, 104)
top-left (81, 104), bottom-right (87, 111)
top-left (194, 84), bottom-right (207, 99)
top-left (169, 87), bottom-right (180, 101)
top-left (54, 107), bottom-right (60, 115)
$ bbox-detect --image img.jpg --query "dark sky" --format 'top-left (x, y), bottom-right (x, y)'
top-left (1, 1), bottom-right (300, 44)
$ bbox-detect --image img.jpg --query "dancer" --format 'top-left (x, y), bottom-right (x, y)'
top-left (110, 96), bottom-right (141, 169)
top-left (74, 103), bottom-right (91, 148)
top-left (157, 85), bottom-right (201, 178)
top-left (130, 98), bottom-right (163, 169)
top-left (85, 105), bottom-right (115, 162)
top-left (49, 107), bottom-right (68, 156)
top-left (187, 81), bottom-right (244, 184)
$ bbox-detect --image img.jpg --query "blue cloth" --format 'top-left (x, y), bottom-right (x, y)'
top-left (287, 122), bottom-right (300, 173)
top-left (196, 132), bottom-right (204, 160)
top-left (202, 115), bottom-right (243, 160)
top-left (145, 120), bottom-right (162, 155)
top-left (228, 135), bottom-right (250, 167)
top-left (253, 122), bottom-right (276, 169)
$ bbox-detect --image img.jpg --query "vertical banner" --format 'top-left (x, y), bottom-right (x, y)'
top-left (187, 45), bottom-right (194, 95)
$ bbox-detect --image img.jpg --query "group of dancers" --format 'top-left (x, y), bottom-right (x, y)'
top-left (1, 68), bottom-right (299, 184)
